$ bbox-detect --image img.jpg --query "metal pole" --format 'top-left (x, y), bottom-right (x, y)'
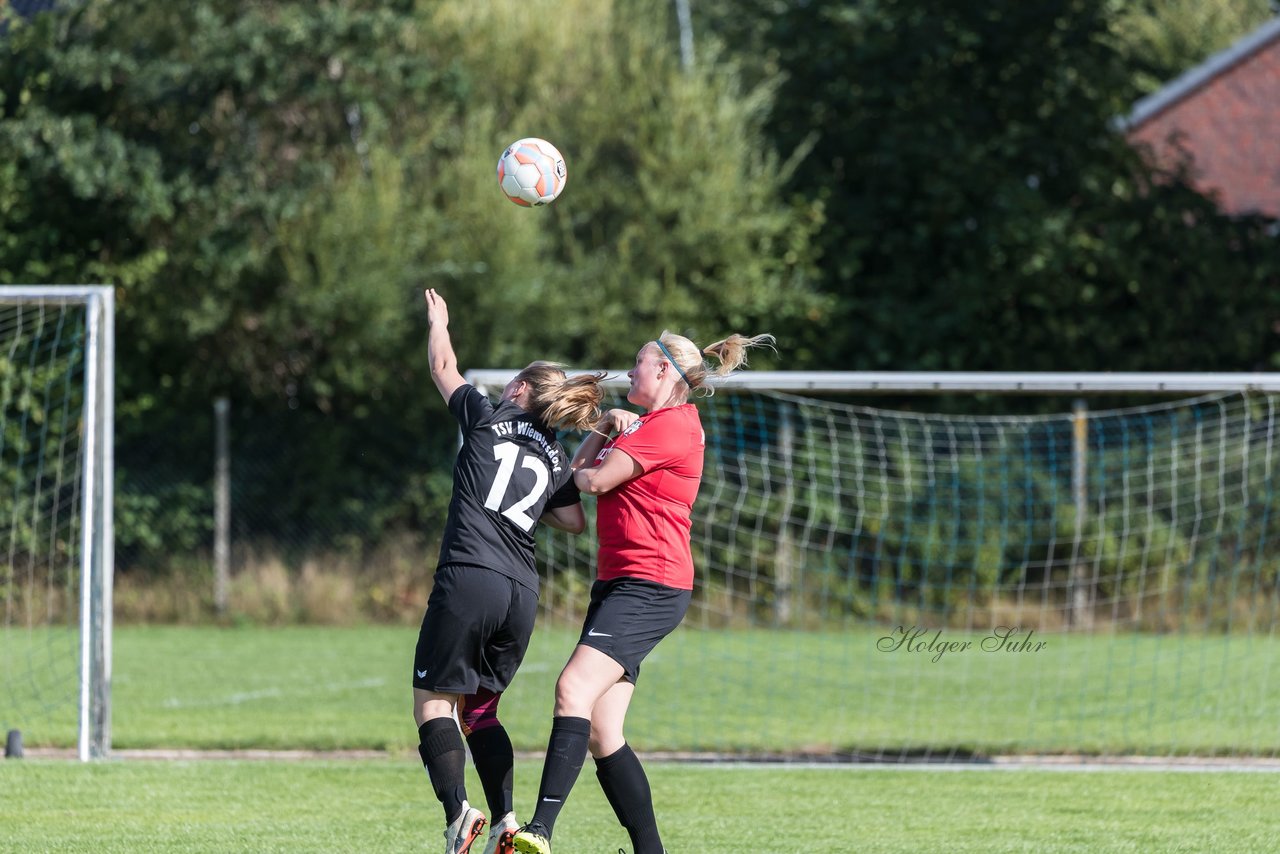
top-left (77, 293), bottom-right (100, 762)
top-left (674, 0), bottom-right (694, 70)
top-left (1069, 399), bottom-right (1091, 629)
top-left (775, 412), bottom-right (794, 626)
top-left (77, 287), bottom-right (113, 760)
top-left (214, 397), bottom-right (231, 616)
top-left (97, 287), bottom-right (114, 759)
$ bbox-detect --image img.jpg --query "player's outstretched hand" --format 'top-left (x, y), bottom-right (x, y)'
top-left (424, 288), bottom-right (450, 328)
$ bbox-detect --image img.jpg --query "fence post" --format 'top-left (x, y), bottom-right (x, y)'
top-left (214, 397), bottom-right (230, 616)
top-left (774, 412), bottom-right (795, 627)
top-left (1069, 399), bottom-right (1092, 629)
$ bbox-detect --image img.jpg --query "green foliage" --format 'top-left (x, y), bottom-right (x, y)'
top-left (1112, 0), bottom-right (1277, 93)
top-left (696, 0), bottom-right (1280, 373)
top-left (4, 0), bottom-right (1279, 600)
top-left (2, 0), bottom-right (822, 570)
top-left (282, 0), bottom-right (824, 369)
top-left (115, 478), bottom-right (213, 568)
top-left (1, 1), bottom-right (460, 564)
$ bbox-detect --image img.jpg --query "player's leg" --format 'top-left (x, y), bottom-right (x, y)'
top-left (460, 689), bottom-right (517, 854)
top-left (414, 565), bottom-right (508, 852)
top-left (512, 645), bottom-right (625, 854)
top-left (466, 576), bottom-right (537, 854)
top-left (591, 682), bottom-right (662, 854)
top-left (416, 688), bottom-right (487, 853)
top-left (585, 580), bottom-right (688, 854)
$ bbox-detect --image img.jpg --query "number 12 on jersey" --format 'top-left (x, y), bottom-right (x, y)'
top-left (483, 442), bottom-right (550, 532)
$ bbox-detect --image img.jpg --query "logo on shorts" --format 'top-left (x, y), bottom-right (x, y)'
top-left (416, 669), bottom-right (428, 679)
top-left (587, 628), bottom-right (612, 638)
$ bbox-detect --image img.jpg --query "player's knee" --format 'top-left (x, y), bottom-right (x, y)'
top-left (587, 729), bottom-right (620, 757)
top-left (415, 694), bottom-right (456, 728)
top-left (555, 657), bottom-right (598, 707)
top-left (553, 674), bottom-right (589, 716)
top-left (458, 688), bottom-right (502, 736)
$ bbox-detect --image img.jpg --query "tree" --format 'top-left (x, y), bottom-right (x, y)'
top-left (3, 0), bottom-right (823, 564)
top-left (1112, 0), bottom-right (1277, 94)
top-left (1, 1), bottom-right (460, 560)
top-left (695, 0), bottom-right (1279, 374)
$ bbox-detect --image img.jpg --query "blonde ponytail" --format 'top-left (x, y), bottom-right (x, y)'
top-left (702, 333), bottom-right (777, 377)
top-left (540, 371), bottom-right (607, 431)
top-left (655, 330), bottom-right (776, 397)
top-left (513, 362), bottom-right (606, 430)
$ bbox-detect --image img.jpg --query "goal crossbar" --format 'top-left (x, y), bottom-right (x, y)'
top-left (466, 369), bottom-right (1280, 394)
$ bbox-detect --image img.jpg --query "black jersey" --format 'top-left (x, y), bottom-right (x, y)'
top-left (436, 384), bottom-right (579, 591)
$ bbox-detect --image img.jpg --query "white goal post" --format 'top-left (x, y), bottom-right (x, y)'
top-left (0, 286), bottom-right (114, 761)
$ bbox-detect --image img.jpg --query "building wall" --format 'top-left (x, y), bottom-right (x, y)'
top-left (1127, 41), bottom-right (1280, 219)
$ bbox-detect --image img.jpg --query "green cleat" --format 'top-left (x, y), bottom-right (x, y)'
top-left (510, 825), bottom-right (552, 854)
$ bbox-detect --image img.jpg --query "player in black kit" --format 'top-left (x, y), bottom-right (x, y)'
top-left (416, 288), bottom-right (606, 854)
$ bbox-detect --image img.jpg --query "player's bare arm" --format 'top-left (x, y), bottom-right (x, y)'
top-left (574, 445), bottom-right (643, 495)
top-left (540, 502), bottom-right (586, 534)
top-left (570, 408), bottom-right (640, 471)
top-left (424, 288), bottom-right (466, 402)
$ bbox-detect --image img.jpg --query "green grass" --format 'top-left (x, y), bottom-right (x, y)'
top-left (2, 759), bottom-right (1279, 853)
top-left (6, 624), bottom-right (1280, 755)
top-left (5, 625), bottom-right (1280, 852)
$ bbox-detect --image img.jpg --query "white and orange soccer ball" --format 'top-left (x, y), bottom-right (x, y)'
top-left (496, 137), bottom-right (567, 207)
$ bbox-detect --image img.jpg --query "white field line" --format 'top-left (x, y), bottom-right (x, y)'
top-left (160, 677), bottom-right (386, 709)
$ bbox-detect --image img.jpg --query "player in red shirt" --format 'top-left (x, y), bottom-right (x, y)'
top-left (513, 329), bottom-right (774, 854)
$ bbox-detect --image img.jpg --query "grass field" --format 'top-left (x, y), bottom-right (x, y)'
top-left (4, 624), bottom-right (1280, 852)
top-left (4, 759), bottom-right (1280, 853)
top-left (5, 623), bottom-right (1280, 756)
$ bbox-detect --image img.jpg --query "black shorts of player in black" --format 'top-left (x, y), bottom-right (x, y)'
top-left (414, 288), bottom-right (604, 850)
top-left (413, 565), bottom-right (538, 695)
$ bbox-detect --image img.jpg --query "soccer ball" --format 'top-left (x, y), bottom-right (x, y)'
top-left (496, 138), bottom-right (567, 207)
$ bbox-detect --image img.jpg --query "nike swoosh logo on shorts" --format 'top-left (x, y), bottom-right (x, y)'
top-left (587, 629), bottom-right (612, 638)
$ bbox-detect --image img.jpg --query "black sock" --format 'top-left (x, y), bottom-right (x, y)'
top-left (418, 718), bottom-right (468, 823)
top-left (596, 744), bottom-right (663, 854)
top-left (528, 716), bottom-right (592, 839)
top-left (466, 725), bottom-right (514, 820)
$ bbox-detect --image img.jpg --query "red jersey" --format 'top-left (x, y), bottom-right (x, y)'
top-left (593, 404), bottom-right (704, 590)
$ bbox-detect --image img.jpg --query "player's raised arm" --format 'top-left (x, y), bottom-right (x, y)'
top-left (424, 288), bottom-right (467, 403)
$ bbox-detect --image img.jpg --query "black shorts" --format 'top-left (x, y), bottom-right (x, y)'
top-left (578, 577), bottom-right (691, 684)
top-left (413, 564), bottom-right (538, 695)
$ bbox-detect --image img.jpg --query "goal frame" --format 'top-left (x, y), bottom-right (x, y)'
top-left (0, 285), bottom-right (114, 761)
top-left (467, 366), bottom-right (1280, 757)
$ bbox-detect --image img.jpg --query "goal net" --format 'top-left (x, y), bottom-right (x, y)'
top-left (470, 369), bottom-right (1280, 760)
top-left (1, 286), bottom-right (113, 760)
